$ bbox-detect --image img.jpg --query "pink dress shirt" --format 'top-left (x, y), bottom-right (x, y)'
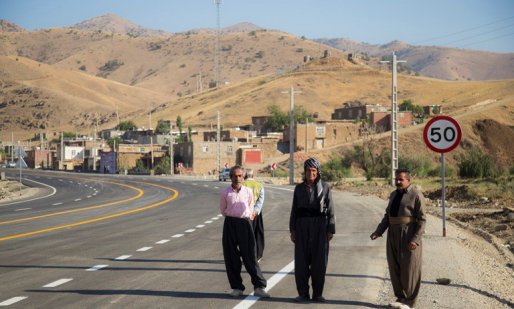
top-left (220, 185), bottom-right (254, 218)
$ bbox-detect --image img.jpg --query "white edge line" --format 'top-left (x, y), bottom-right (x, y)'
top-left (0, 178), bottom-right (57, 206)
top-left (0, 296), bottom-right (28, 306)
top-left (233, 260), bottom-right (295, 309)
top-left (43, 278), bottom-right (73, 288)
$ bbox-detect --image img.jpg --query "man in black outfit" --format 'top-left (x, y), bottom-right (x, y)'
top-left (289, 157), bottom-right (336, 302)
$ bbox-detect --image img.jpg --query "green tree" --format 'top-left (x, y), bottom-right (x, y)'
top-left (176, 115), bottom-right (183, 136)
top-left (263, 104), bottom-right (288, 131)
top-left (154, 155), bottom-right (171, 175)
top-left (264, 104), bottom-right (314, 131)
top-left (399, 99), bottom-right (424, 118)
top-left (321, 158), bottom-right (352, 181)
top-left (107, 136), bottom-right (122, 149)
top-left (155, 120), bottom-right (170, 135)
top-left (132, 159), bottom-right (149, 174)
top-left (116, 120), bottom-right (137, 131)
top-left (187, 125), bottom-right (193, 142)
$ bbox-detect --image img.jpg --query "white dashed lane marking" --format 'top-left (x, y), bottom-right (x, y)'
top-left (156, 239), bottom-right (170, 244)
top-left (86, 265), bottom-right (108, 271)
top-left (205, 220), bottom-right (213, 224)
top-left (52, 202), bottom-right (63, 206)
top-left (14, 208), bottom-right (31, 211)
top-left (196, 225), bottom-right (205, 228)
top-left (43, 278), bottom-right (73, 288)
top-left (115, 255), bottom-right (131, 260)
top-left (184, 229), bottom-right (195, 233)
top-left (136, 247), bottom-right (152, 252)
top-left (0, 296), bottom-right (27, 306)
top-left (172, 234), bottom-right (184, 238)
top-left (74, 199), bottom-right (81, 201)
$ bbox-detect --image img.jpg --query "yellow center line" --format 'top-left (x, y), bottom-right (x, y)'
top-left (0, 181), bottom-right (144, 226)
top-left (0, 181), bottom-right (180, 242)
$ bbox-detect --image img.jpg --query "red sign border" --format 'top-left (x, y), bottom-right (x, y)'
top-left (423, 115), bottom-right (462, 153)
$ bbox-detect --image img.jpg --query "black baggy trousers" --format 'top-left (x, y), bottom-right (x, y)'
top-left (222, 216), bottom-right (267, 291)
top-left (294, 216), bottom-right (329, 298)
top-left (252, 212), bottom-right (265, 260)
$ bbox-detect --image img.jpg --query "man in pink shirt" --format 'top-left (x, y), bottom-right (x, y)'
top-left (220, 165), bottom-right (270, 298)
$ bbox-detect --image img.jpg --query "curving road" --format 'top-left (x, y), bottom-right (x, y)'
top-left (0, 170), bottom-right (389, 308)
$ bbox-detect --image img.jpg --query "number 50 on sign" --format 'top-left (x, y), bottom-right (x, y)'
top-left (423, 116), bottom-right (462, 153)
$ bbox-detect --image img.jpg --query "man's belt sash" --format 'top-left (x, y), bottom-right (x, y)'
top-left (389, 216), bottom-right (415, 225)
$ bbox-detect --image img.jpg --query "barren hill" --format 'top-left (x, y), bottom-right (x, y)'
top-left (71, 13), bottom-right (168, 37)
top-left (0, 55), bottom-right (172, 137)
top-left (317, 38), bottom-right (514, 81)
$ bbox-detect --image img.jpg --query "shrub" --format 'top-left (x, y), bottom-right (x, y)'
top-left (458, 148), bottom-right (499, 178)
top-left (155, 156), bottom-right (171, 175)
top-left (398, 155), bottom-right (433, 177)
top-left (99, 59), bottom-right (123, 71)
top-left (321, 158), bottom-right (351, 181)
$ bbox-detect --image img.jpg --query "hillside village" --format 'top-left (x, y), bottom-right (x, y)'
top-left (1, 90), bottom-right (441, 177)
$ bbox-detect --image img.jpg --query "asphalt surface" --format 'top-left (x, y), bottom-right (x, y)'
top-left (0, 169), bottom-right (390, 308)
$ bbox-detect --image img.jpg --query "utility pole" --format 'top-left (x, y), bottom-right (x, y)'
top-left (11, 131), bottom-right (14, 163)
top-left (305, 117), bottom-right (308, 153)
top-left (216, 110), bottom-right (221, 174)
top-left (381, 52), bottom-right (406, 186)
top-left (169, 131), bottom-right (174, 176)
top-left (282, 86), bottom-right (302, 185)
top-left (149, 111), bottom-right (154, 171)
top-left (93, 117), bottom-right (98, 172)
top-left (60, 131), bottom-right (64, 170)
top-left (214, 0), bottom-right (222, 88)
top-left (40, 132), bottom-right (43, 169)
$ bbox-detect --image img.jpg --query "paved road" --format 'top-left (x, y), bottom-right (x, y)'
top-left (0, 170), bottom-right (389, 308)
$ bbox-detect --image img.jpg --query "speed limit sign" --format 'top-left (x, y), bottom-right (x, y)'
top-left (423, 116), bottom-right (462, 153)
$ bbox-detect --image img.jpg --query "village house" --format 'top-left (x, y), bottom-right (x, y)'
top-left (284, 120), bottom-right (361, 151)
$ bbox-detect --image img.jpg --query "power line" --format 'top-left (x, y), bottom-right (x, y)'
top-left (458, 31), bottom-right (514, 49)
top-left (413, 15), bottom-right (514, 44)
top-left (440, 22), bottom-right (514, 46)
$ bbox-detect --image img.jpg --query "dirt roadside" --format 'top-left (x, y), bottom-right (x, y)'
top-left (333, 182), bottom-right (514, 308)
top-left (0, 179), bottom-right (40, 203)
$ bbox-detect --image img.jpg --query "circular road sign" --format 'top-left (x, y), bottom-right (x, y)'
top-left (423, 116), bottom-right (462, 153)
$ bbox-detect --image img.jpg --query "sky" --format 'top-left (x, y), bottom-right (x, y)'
top-left (1, 0), bottom-right (513, 53)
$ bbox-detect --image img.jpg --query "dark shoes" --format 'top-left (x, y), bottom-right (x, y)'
top-left (312, 295), bottom-right (326, 302)
top-left (295, 295), bottom-right (310, 302)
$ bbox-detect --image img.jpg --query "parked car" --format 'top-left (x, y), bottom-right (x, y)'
top-left (6, 162), bottom-right (16, 168)
top-left (219, 168), bottom-right (230, 181)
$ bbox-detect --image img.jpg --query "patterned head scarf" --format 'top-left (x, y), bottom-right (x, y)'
top-left (304, 157), bottom-right (326, 213)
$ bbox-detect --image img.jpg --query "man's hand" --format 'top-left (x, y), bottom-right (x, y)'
top-left (327, 233), bottom-right (334, 241)
top-left (408, 242), bottom-right (418, 250)
top-left (250, 212), bottom-right (256, 221)
top-left (290, 231), bottom-right (296, 243)
top-left (370, 232), bottom-right (380, 240)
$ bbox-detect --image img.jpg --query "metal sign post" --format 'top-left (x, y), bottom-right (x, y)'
top-left (423, 116), bottom-right (462, 237)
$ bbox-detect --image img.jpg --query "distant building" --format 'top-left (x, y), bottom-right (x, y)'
top-left (332, 101), bottom-right (388, 120)
top-left (423, 105), bottom-right (443, 116)
top-left (284, 120), bottom-right (360, 151)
